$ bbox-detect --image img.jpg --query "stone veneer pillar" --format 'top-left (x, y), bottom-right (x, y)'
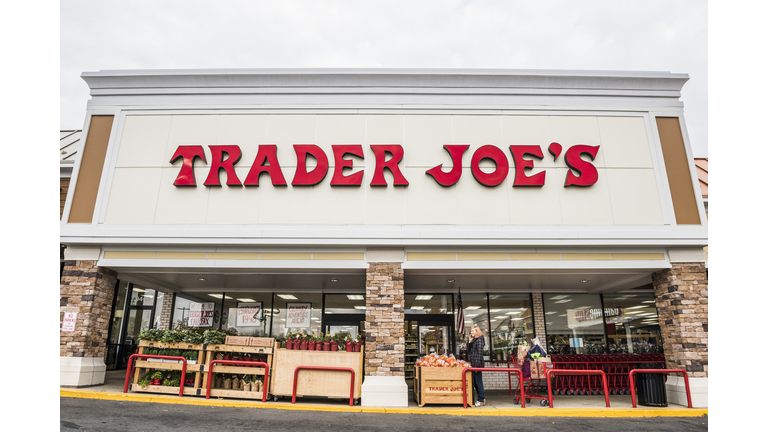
top-left (361, 261), bottom-right (408, 407)
top-left (531, 293), bottom-right (548, 351)
top-left (60, 260), bottom-right (117, 387)
top-left (158, 292), bottom-right (174, 330)
top-left (652, 262), bottom-right (708, 407)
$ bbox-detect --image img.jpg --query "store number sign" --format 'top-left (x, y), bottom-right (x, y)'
top-left (169, 143), bottom-right (600, 188)
top-left (189, 302), bottom-right (215, 327)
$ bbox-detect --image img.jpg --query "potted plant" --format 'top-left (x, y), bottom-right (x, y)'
top-left (138, 377), bottom-right (150, 390)
top-left (308, 333), bottom-right (316, 351)
top-left (345, 335), bottom-right (354, 352)
top-left (315, 334), bottom-right (325, 351)
top-left (285, 331), bottom-right (294, 350)
top-left (243, 375), bottom-right (251, 392)
top-left (300, 334), bottom-right (309, 350)
top-left (323, 334), bottom-right (332, 351)
top-left (355, 333), bottom-right (364, 352)
top-left (330, 334), bottom-right (339, 351)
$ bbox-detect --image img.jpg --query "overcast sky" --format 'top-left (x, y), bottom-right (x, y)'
top-left (61, 1), bottom-right (708, 156)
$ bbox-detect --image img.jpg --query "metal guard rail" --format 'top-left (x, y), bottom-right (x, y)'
top-left (628, 369), bottom-right (692, 408)
top-left (124, 354), bottom-right (188, 397)
top-left (462, 367), bottom-right (525, 408)
top-left (205, 360), bottom-right (270, 403)
top-left (545, 369), bottom-right (610, 408)
top-left (292, 366), bottom-right (356, 406)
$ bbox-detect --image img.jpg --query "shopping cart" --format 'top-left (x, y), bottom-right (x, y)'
top-left (510, 357), bottom-right (550, 406)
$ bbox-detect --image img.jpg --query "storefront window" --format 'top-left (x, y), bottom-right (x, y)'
top-left (171, 293), bottom-right (223, 330)
top-left (271, 293), bottom-right (322, 340)
top-left (152, 291), bottom-right (164, 329)
top-left (455, 293), bottom-right (489, 357)
top-left (602, 293), bottom-right (663, 354)
top-left (108, 281), bottom-right (129, 344)
top-left (487, 294), bottom-right (533, 361)
top-left (544, 294), bottom-right (606, 355)
top-left (221, 293), bottom-right (273, 336)
top-left (404, 294), bottom-right (453, 315)
top-left (323, 294), bottom-right (366, 315)
top-left (129, 286), bottom-right (157, 307)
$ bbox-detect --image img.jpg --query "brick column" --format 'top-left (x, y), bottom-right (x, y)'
top-left (652, 263), bottom-right (708, 377)
top-left (158, 292), bottom-right (174, 330)
top-left (531, 293), bottom-right (548, 351)
top-left (60, 260), bottom-right (117, 387)
top-left (364, 262), bottom-right (405, 377)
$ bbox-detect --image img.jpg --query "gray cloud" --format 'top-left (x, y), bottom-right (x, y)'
top-left (61, 0), bottom-right (707, 156)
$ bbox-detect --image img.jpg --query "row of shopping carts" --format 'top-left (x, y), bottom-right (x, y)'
top-left (548, 354), bottom-right (665, 395)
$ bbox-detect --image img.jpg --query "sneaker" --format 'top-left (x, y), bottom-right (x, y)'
top-left (475, 400), bottom-right (485, 407)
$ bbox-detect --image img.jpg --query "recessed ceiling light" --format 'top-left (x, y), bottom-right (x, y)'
top-left (415, 295), bottom-right (433, 300)
top-left (549, 295), bottom-right (569, 300)
top-left (410, 306), bottom-right (424, 310)
top-left (133, 288), bottom-right (145, 293)
top-left (198, 278), bottom-right (206, 281)
top-left (511, 318), bottom-right (523, 321)
top-left (580, 279), bottom-right (590, 283)
top-left (237, 298), bottom-right (256, 303)
top-left (494, 316), bottom-right (506, 319)
top-left (331, 278), bottom-right (338, 282)
top-left (447, 279), bottom-right (455, 283)
top-left (545, 312), bottom-right (556, 315)
top-left (466, 306), bottom-right (481, 310)
top-left (506, 311), bottom-right (521, 315)
top-left (208, 294), bottom-right (233, 299)
top-left (554, 300), bottom-right (572, 304)
top-left (489, 309), bottom-right (502, 313)
top-left (347, 295), bottom-right (364, 300)
top-left (277, 294), bottom-right (298, 300)
top-left (354, 306), bottom-right (366, 310)
top-left (626, 306), bottom-right (647, 310)
top-left (641, 300), bottom-right (655, 304)
top-left (558, 314), bottom-right (567, 317)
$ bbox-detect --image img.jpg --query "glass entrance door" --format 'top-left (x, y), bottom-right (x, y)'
top-left (117, 307), bottom-right (152, 368)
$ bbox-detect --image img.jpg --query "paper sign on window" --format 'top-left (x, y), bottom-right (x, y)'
top-left (286, 302), bottom-right (311, 328)
top-left (189, 302), bottom-right (215, 327)
top-left (236, 302), bottom-right (263, 327)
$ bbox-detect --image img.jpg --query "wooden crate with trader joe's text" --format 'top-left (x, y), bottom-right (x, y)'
top-left (415, 366), bottom-right (472, 407)
top-left (270, 348), bottom-right (363, 401)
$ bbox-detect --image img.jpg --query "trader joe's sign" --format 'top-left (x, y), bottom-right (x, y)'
top-left (189, 302), bottom-right (215, 327)
top-left (286, 303), bottom-right (311, 328)
top-left (169, 143), bottom-right (600, 188)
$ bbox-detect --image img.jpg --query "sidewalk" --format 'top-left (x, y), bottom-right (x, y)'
top-left (60, 370), bottom-right (707, 418)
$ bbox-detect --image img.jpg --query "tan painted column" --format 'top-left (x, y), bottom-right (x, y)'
top-left (60, 259), bottom-right (117, 387)
top-left (364, 262), bottom-right (405, 377)
top-left (531, 293), bottom-right (548, 351)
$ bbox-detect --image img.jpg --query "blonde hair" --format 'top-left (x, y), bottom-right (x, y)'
top-left (470, 325), bottom-right (483, 335)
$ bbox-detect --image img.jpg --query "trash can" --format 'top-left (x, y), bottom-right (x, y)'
top-left (635, 363), bottom-right (667, 407)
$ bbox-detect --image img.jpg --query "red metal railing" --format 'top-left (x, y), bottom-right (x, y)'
top-left (292, 366), bottom-right (356, 406)
top-left (205, 360), bottom-right (270, 402)
top-left (461, 367), bottom-right (525, 408)
top-left (545, 369), bottom-right (610, 408)
top-left (123, 354), bottom-right (188, 397)
top-left (628, 369), bottom-right (692, 408)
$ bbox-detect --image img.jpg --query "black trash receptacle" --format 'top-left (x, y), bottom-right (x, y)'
top-left (635, 363), bottom-right (667, 407)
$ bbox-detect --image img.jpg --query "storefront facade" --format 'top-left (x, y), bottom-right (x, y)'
top-left (60, 69), bottom-right (707, 407)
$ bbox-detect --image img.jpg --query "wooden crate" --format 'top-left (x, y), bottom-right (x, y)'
top-left (415, 366), bottom-right (472, 407)
top-left (204, 341), bottom-right (274, 400)
top-left (270, 348), bottom-right (363, 400)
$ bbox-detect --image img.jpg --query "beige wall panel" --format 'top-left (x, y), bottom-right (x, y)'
top-left (265, 115), bottom-right (317, 169)
top-left (207, 252), bottom-right (260, 260)
top-left (156, 252), bottom-right (207, 259)
top-left (260, 253), bottom-right (312, 260)
top-left (205, 167), bottom-right (260, 224)
top-left (365, 182), bottom-right (406, 225)
top-left (103, 251), bottom-right (156, 259)
top-left (163, 115), bottom-right (220, 163)
top-left (366, 115), bottom-right (404, 144)
top-left (502, 115), bottom-right (556, 168)
top-left (312, 253), bottom-right (365, 260)
top-left (457, 253), bottom-right (509, 261)
top-left (613, 253), bottom-right (666, 260)
top-left (453, 115), bottom-right (503, 168)
top-left (104, 167), bottom-right (163, 224)
top-left (549, 116), bottom-right (604, 167)
top-left (402, 115), bottom-right (453, 168)
top-left (311, 172), bottom-right (366, 225)
top-left (216, 115), bottom-right (268, 147)
top-left (404, 167), bottom-right (457, 225)
top-left (317, 115), bottom-right (366, 167)
top-left (257, 183), bottom-right (313, 224)
top-left (562, 253), bottom-right (613, 260)
top-left (456, 168), bottom-right (510, 225)
top-left (407, 252), bottom-right (457, 261)
top-left (507, 169), bottom-right (563, 225)
top-left (509, 253), bottom-right (561, 260)
top-left (557, 167), bottom-right (613, 225)
top-left (115, 115), bottom-right (172, 168)
top-left (597, 116), bottom-right (653, 168)
top-left (606, 169), bottom-right (664, 225)
top-left (154, 167), bottom-right (211, 224)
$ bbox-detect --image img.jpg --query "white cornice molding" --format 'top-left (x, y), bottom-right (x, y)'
top-left (80, 68), bottom-right (690, 108)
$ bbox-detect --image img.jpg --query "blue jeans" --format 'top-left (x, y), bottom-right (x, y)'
top-left (472, 371), bottom-right (485, 403)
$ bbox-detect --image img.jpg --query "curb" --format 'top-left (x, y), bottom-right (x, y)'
top-left (60, 389), bottom-right (708, 418)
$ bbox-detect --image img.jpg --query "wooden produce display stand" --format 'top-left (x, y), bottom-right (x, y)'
top-left (205, 338), bottom-right (274, 400)
top-left (270, 348), bottom-right (364, 402)
top-left (131, 340), bottom-right (206, 396)
top-left (130, 337), bottom-right (274, 400)
top-left (414, 366), bottom-right (472, 407)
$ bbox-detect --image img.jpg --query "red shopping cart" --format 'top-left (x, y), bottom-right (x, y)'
top-left (510, 357), bottom-right (550, 406)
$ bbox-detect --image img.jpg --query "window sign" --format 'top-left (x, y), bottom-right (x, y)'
top-left (189, 302), bottom-right (215, 327)
top-left (236, 302), bottom-right (263, 327)
top-left (62, 312), bottom-right (77, 332)
top-left (286, 302), bottom-right (311, 328)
